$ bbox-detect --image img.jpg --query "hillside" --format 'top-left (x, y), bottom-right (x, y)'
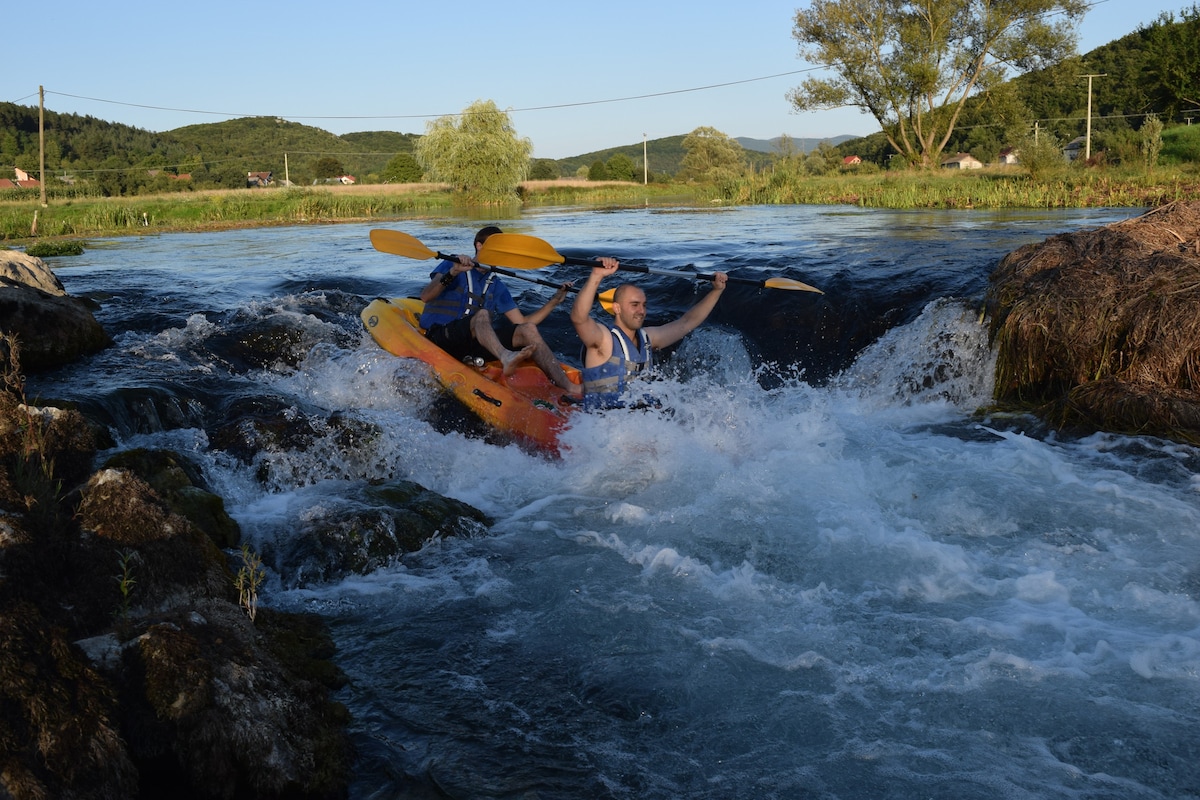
top-left (736, 135), bottom-right (855, 153)
top-left (550, 134), bottom-right (861, 179)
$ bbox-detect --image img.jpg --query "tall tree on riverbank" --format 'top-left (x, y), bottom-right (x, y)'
top-left (680, 127), bottom-right (746, 182)
top-left (788, 0), bottom-right (1087, 168)
top-left (414, 100), bottom-right (532, 203)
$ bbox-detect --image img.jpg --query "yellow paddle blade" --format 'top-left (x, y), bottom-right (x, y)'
top-left (599, 289), bottom-right (616, 314)
top-left (369, 229), bottom-right (438, 261)
top-left (764, 276), bottom-right (824, 294)
top-left (476, 233), bottom-right (565, 270)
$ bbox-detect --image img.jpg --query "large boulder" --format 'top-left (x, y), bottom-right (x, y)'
top-left (0, 249), bottom-right (111, 371)
top-left (987, 201), bottom-right (1200, 441)
top-left (0, 249), bottom-right (66, 295)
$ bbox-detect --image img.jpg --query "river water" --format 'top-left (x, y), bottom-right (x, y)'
top-left (26, 205), bottom-right (1200, 799)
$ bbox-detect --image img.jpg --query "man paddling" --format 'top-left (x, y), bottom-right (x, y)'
top-left (570, 259), bottom-right (728, 410)
top-left (419, 226), bottom-right (580, 396)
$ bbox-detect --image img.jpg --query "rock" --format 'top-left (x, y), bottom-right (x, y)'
top-left (987, 200), bottom-right (1200, 441)
top-left (278, 479), bottom-right (493, 587)
top-left (0, 250), bottom-right (111, 371)
top-left (0, 601), bottom-right (139, 799)
top-left (112, 601), bottom-right (352, 800)
top-left (0, 375), bottom-right (354, 798)
top-left (0, 249), bottom-right (65, 295)
top-left (101, 448), bottom-right (241, 549)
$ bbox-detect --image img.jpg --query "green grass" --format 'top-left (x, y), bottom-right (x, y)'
top-left (0, 187), bottom-right (466, 241)
top-left (2, 164), bottom-right (1197, 244)
top-left (719, 163), bottom-right (1200, 209)
top-left (1162, 125), bottom-right (1200, 165)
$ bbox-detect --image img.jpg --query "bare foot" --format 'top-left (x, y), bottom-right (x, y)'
top-left (500, 345), bottom-right (535, 376)
top-left (563, 384), bottom-right (583, 398)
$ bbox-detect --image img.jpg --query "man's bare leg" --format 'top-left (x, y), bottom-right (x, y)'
top-left (514, 323), bottom-right (582, 396)
top-left (471, 311), bottom-right (534, 375)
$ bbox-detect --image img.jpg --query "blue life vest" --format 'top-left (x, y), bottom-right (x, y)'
top-left (419, 261), bottom-right (516, 330)
top-left (581, 326), bottom-right (653, 410)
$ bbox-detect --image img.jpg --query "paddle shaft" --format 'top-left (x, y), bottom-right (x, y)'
top-left (423, 254), bottom-right (617, 311)
top-left (484, 263), bottom-right (577, 295)
top-left (367, 228), bottom-right (615, 308)
top-left (543, 252), bottom-right (786, 291)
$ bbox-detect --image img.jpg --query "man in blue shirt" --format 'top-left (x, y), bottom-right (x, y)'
top-left (419, 226), bottom-right (579, 396)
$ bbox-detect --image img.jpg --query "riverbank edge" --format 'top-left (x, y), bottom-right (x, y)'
top-left (3, 168), bottom-right (1196, 243)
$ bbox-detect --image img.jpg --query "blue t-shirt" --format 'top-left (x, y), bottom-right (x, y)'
top-left (419, 261), bottom-right (518, 329)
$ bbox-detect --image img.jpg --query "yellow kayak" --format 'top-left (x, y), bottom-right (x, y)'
top-left (361, 297), bottom-right (580, 454)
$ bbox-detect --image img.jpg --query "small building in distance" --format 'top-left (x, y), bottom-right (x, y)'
top-left (941, 153), bottom-right (984, 169)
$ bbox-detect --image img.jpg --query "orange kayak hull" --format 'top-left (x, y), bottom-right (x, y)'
top-left (361, 297), bottom-right (579, 453)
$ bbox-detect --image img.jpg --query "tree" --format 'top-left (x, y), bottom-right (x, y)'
top-left (382, 153), bottom-right (423, 183)
top-left (587, 160), bottom-right (609, 180)
top-left (529, 159), bottom-right (559, 180)
top-left (680, 126), bottom-right (746, 182)
top-left (1140, 114), bottom-right (1164, 171)
top-left (414, 99), bottom-right (532, 203)
top-left (1018, 130), bottom-right (1064, 181)
top-left (804, 141), bottom-right (841, 175)
top-left (605, 152), bottom-right (635, 181)
top-left (789, 0), bottom-right (1087, 168)
top-left (312, 157), bottom-right (345, 180)
top-left (1139, 6), bottom-right (1200, 121)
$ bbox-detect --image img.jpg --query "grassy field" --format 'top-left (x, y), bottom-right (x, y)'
top-left (2, 167), bottom-right (1197, 244)
top-left (0, 181), bottom-right (698, 243)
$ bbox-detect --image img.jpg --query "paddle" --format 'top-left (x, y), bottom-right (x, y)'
top-left (477, 232), bottom-right (824, 294)
top-left (368, 228), bottom-right (616, 311)
top-left (485, 263), bottom-right (617, 312)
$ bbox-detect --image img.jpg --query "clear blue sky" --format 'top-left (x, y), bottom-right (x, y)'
top-left (4, 0), bottom-right (1189, 160)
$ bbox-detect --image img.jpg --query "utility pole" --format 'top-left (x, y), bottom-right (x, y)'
top-left (1080, 73), bottom-right (1106, 161)
top-left (38, 85), bottom-right (47, 207)
top-left (642, 133), bottom-right (648, 185)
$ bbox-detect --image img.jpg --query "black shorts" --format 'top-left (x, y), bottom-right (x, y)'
top-left (425, 315), bottom-right (519, 362)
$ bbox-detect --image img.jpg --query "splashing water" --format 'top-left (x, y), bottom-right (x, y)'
top-left (27, 208), bottom-right (1199, 798)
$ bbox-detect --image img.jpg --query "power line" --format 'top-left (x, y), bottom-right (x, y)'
top-left (41, 69), bottom-right (822, 125)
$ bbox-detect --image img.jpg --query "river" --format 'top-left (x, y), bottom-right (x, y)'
top-left (27, 205), bottom-right (1200, 799)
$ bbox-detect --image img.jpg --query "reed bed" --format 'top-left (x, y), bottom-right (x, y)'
top-left (2, 168), bottom-right (1197, 243)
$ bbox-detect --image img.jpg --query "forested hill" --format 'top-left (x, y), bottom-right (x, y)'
top-left (0, 105), bottom-right (421, 192)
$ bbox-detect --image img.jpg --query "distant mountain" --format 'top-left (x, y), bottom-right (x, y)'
top-left (735, 135), bottom-right (857, 153)
top-left (551, 134), bottom-right (850, 178)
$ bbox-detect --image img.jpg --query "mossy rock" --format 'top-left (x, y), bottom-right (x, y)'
top-left (102, 448), bottom-right (240, 548)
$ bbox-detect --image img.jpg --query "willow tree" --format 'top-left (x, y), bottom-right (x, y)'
top-left (414, 99), bottom-right (532, 203)
top-left (789, 0), bottom-right (1087, 167)
top-left (680, 126), bottom-right (746, 182)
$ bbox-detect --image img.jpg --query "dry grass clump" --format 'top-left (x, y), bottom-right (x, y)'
top-left (987, 200), bottom-right (1200, 440)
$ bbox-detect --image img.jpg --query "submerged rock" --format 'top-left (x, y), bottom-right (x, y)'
top-left (277, 479), bottom-right (494, 587)
top-left (987, 200), bottom-right (1200, 442)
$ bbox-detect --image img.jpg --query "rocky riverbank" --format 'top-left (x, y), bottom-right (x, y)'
top-left (0, 251), bottom-right (491, 799)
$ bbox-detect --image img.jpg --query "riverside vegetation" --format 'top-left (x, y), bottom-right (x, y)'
top-left (2, 156), bottom-right (1199, 243)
